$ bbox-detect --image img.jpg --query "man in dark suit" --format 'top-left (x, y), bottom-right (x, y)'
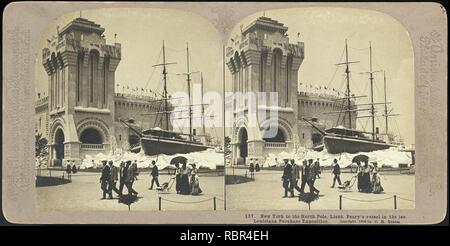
top-left (331, 158), bottom-right (342, 188)
top-left (99, 160), bottom-right (110, 200)
top-left (108, 161), bottom-right (120, 198)
top-left (282, 159), bottom-right (293, 198)
top-left (118, 161), bottom-right (127, 196)
top-left (290, 159), bottom-right (301, 196)
top-left (299, 159), bottom-right (309, 194)
top-left (307, 159), bottom-right (320, 195)
top-left (149, 160), bottom-right (160, 190)
top-left (125, 160), bottom-right (138, 196)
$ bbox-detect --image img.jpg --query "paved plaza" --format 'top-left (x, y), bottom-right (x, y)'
top-left (37, 171), bottom-right (225, 211)
top-left (226, 168), bottom-right (415, 210)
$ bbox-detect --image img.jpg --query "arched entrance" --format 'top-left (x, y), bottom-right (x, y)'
top-left (238, 128), bottom-right (248, 161)
top-left (263, 127), bottom-right (286, 142)
top-left (54, 128), bottom-right (65, 166)
top-left (80, 128), bottom-right (103, 144)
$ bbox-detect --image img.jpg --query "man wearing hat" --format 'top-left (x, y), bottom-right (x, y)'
top-left (125, 160), bottom-right (138, 196)
top-left (118, 161), bottom-right (127, 196)
top-left (331, 159), bottom-right (342, 188)
top-left (108, 161), bottom-right (120, 198)
top-left (307, 159), bottom-right (320, 195)
top-left (282, 159), bottom-right (293, 198)
top-left (290, 159), bottom-right (301, 197)
top-left (66, 160), bottom-right (72, 181)
top-left (99, 160), bottom-right (111, 200)
top-left (149, 160), bottom-right (160, 190)
top-left (299, 159), bottom-right (309, 194)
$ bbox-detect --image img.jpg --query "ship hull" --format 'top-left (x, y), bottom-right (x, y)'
top-left (140, 136), bottom-right (208, 155)
top-left (324, 135), bottom-right (394, 154)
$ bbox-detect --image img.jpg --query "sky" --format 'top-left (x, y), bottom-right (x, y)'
top-left (35, 7), bottom-right (415, 146)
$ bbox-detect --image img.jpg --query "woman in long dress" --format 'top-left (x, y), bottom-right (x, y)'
top-left (360, 161), bottom-right (372, 193)
top-left (180, 163), bottom-right (191, 195)
top-left (174, 163), bottom-right (182, 194)
top-left (357, 162), bottom-right (363, 192)
top-left (371, 162), bottom-right (384, 193)
top-left (190, 163), bottom-right (202, 195)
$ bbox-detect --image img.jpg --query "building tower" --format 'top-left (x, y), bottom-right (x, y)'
top-left (226, 17), bottom-right (304, 165)
top-left (42, 18), bottom-right (121, 166)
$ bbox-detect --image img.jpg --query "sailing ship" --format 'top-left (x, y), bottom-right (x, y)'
top-left (121, 41), bottom-right (209, 155)
top-left (304, 40), bottom-right (400, 154)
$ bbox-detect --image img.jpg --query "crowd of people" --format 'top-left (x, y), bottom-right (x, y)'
top-left (99, 160), bottom-right (139, 200)
top-left (281, 158), bottom-right (321, 198)
top-left (278, 157), bottom-right (384, 198)
top-left (96, 159), bottom-right (203, 200)
top-left (65, 160), bottom-right (78, 181)
top-left (355, 161), bottom-right (384, 194)
top-left (173, 162), bottom-right (202, 195)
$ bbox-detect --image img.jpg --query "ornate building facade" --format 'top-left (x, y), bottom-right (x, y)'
top-left (226, 17), bottom-right (356, 165)
top-left (37, 18), bottom-right (169, 167)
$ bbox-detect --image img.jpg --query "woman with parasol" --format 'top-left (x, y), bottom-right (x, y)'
top-left (352, 154), bottom-right (369, 192)
top-left (179, 162), bottom-right (191, 195)
top-left (170, 156), bottom-right (187, 194)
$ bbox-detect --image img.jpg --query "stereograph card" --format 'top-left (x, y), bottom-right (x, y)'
top-left (2, 2), bottom-right (447, 225)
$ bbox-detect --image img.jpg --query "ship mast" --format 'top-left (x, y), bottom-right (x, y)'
top-left (152, 40), bottom-right (176, 131)
top-left (335, 39), bottom-right (359, 129)
top-left (201, 72), bottom-right (206, 136)
top-left (383, 71), bottom-right (389, 138)
top-left (369, 42), bottom-right (376, 141)
top-left (187, 42), bottom-right (193, 141)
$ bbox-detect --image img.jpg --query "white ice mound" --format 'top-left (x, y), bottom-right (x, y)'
top-left (262, 147), bottom-right (412, 168)
top-left (81, 148), bottom-right (223, 170)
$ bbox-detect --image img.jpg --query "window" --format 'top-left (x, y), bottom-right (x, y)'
top-left (286, 57), bottom-right (291, 103)
top-left (272, 49), bottom-right (282, 92)
top-left (259, 53), bottom-right (264, 92)
top-left (89, 51), bottom-right (99, 103)
top-left (103, 56), bottom-right (109, 106)
top-left (77, 52), bottom-right (83, 102)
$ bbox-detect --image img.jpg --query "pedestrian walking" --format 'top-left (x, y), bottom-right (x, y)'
top-left (290, 159), bottom-right (301, 196)
top-left (108, 161), bottom-right (121, 198)
top-left (149, 160), bottom-right (160, 190)
top-left (71, 161), bottom-right (77, 174)
top-left (307, 159), bottom-right (320, 195)
top-left (314, 158), bottom-right (321, 179)
top-left (282, 159), bottom-right (293, 198)
top-left (330, 159), bottom-right (342, 188)
top-left (125, 160), bottom-right (138, 196)
top-left (66, 160), bottom-right (72, 181)
top-left (299, 159), bottom-right (308, 194)
top-left (249, 158), bottom-right (255, 179)
top-left (255, 159), bottom-right (261, 172)
top-left (118, 161), bottom-right (127, 196)
top-left (99, 160), bottom-right (111, 199)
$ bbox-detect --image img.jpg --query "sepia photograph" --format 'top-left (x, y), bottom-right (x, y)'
top-left (224, 8), bottom-right (416, 210)
top-left (2, 2), bottom-right (447, 225)
top-left (34, 8), bottom-right (225, 211)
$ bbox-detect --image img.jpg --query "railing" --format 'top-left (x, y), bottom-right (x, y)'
top-left (264, 142), bottom-right (287, 148)
top-left (80, 144), bottom-right (104, 150)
